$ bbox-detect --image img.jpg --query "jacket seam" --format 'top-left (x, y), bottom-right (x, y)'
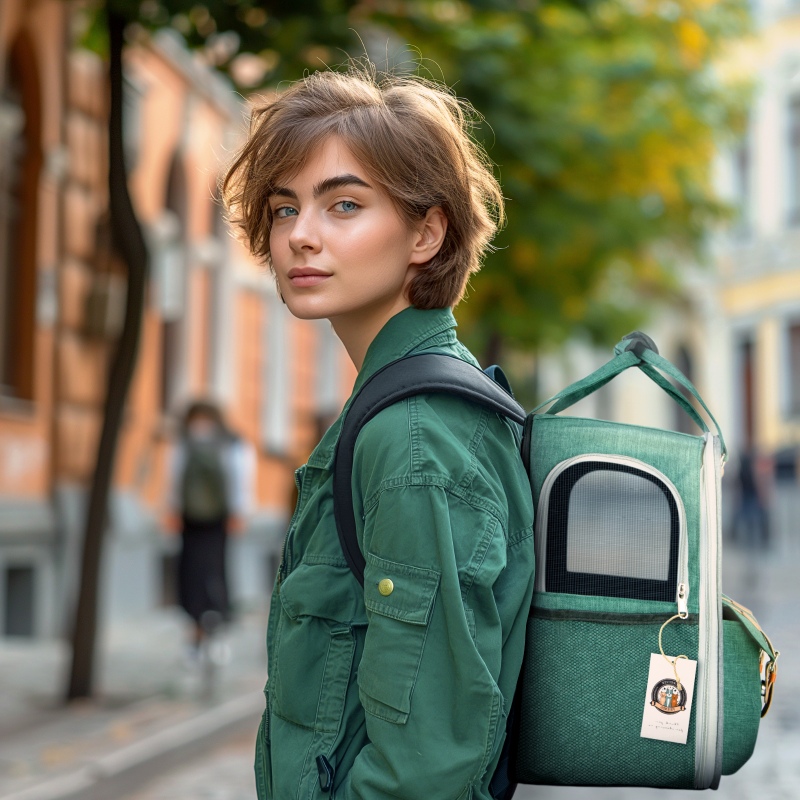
top-left (409, 395), bottom-right (420, 474)
top-left (459, 514), bottom-right (500, 602)
top-left (468, 406), bottom-right (489, 457)
top-left (402, 326), bottom-right (455, 354)
top-left (458, 407), bottom-right (489, 492)
top-left (301, 552), bottom-right (349, 568)
top-left (464, 682), bottom-right (503, 797)
top-left (508, 524), bottom-right (534, 547)
top-left (362, 476), bottom-right (506, 523)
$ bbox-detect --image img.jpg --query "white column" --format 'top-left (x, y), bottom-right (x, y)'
top-left (262, 289), bottom-right (292, 455)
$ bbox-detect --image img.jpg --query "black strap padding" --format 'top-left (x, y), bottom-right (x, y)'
top-left (332, 353), bottom-right (526, 586)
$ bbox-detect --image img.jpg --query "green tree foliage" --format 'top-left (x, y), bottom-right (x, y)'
top-left (81, 0), bottom-right (751, 357)
top-left (364, 0), bottom-right (751, 356)
top-left (78, 1), bottom-right (360, 84)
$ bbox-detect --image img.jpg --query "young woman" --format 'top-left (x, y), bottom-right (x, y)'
top-left (222, 65), bottom-right (535, 799)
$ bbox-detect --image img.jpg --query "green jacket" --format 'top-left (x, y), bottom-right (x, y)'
top-left (256, 306), bottom-right (535, 800)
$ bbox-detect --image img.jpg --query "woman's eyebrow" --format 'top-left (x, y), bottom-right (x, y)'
top-left (269, 186), bottom-right (298, 200)
top-left (313, 174), bottom-right (372, 197)
top-left (268, 174), bottom-right (371, 201)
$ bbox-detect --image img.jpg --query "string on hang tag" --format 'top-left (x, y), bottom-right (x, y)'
top-left (659, 613), bottom-right (689, 691)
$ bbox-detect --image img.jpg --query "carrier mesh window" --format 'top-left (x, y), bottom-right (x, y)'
top-left (544, 461), bottom-right (680, 601)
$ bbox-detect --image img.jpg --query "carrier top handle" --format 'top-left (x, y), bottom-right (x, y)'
top-left (534, 331), bottom-right (727, 460)
top-left (617, 331), bottom-right (659, 358)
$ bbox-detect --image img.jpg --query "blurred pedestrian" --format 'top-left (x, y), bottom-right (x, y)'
top-left (734, 449), bottom-right (770, 549)
top-left (222, 63), bottom-right (533, 799)
top-left (164, 400), bottom-right (254, 661)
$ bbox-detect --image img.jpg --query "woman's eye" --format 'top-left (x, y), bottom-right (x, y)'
top-left (334, 200), bottom-right (359, 213)
top-left (274, 206), bottom-right (298, 219)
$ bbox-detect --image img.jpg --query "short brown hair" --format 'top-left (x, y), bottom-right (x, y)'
top-left (220, 65), bottom-right (504, 309)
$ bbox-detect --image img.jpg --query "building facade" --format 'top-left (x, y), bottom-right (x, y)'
top-left (0, 1), bottom-right (354, 638)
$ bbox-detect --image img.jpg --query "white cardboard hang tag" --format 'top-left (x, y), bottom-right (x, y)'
top-left (640, 652), bottom-right (698, 745)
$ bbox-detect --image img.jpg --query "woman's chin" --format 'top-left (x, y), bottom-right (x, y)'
top-left (283, 297), bottom-right (336, 322)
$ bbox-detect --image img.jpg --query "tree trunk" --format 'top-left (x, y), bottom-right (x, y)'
top-left (67, 5), bottom-right (148, 701)
top-left (483, 328), bottom-right (504, 369)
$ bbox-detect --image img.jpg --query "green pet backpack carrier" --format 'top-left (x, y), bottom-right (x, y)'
top-left (332, 331), bottom-right (778, 796)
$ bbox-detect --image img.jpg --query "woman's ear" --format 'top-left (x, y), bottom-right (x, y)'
top-left (410, 207), bottom-right (448, 265)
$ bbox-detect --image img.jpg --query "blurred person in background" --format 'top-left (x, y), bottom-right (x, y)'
top-left (164, 400), bottom-right (254, 662)
top-left (733, 448), bottom-right (771, 549)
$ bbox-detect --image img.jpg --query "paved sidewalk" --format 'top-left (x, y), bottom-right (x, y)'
top-left (1, 542), bottom-right (796, 800)
top-left (0, 607), bottom-right (268, 800)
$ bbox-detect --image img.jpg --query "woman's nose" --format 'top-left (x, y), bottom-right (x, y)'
top-left (288, 210), bottom-right (321, 253)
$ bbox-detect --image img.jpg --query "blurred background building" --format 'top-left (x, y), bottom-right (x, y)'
top-left (0, 0), bottom-right (793, 662)
top-left (537, 0), bottom-right (800, 553)
top-left (0, 0), bottom-right (353, 639)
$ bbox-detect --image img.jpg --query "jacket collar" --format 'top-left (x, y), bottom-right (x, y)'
top-left (306, 306), bottom-right (458, 470)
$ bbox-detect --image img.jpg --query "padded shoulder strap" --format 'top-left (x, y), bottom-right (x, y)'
top-left (332, 353), bottom-right (526, 586)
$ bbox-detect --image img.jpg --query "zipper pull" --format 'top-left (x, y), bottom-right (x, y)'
top-left (677, 582), bottom-right (688, 619)
top-left (316, 755), bottom-right (335, 793)
top-left (276, 557), bottom-right (286, 591)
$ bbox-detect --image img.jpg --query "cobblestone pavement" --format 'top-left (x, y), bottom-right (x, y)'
top-left (0, 608), bottom-right (268, 799)
top-left (120, 732), bottom-right (257, 800)
top-left (118, 542), bottom-right (799, 800)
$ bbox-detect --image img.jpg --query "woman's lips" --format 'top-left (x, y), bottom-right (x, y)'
top-left (289, 274), bottom-right (331, 287)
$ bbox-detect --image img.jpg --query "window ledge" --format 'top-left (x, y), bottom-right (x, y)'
top-left (0, 392), bottom-right (36, 418)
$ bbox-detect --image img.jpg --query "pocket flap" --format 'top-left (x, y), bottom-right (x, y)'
top-left (363, 553), bottom-right (440, 625)
top-left (279, 561), bottom-right (367, 624)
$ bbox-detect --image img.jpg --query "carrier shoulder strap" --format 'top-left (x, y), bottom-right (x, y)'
top-left (332, 353), bottom-right (526, 586)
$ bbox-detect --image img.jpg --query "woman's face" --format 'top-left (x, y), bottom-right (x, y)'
top-left (267, 137), bottom-right (436, 334)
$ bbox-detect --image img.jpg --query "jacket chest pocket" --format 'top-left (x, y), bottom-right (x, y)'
top-left (271, 562), bottom-right (362, 732)
top-left (357, 553), bottom-right (440, 724)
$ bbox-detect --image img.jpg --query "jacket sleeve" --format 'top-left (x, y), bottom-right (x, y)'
top-left (337, 482), bottom-right (509, 800)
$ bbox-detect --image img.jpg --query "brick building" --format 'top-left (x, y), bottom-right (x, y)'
top-left (0, 1), bottom-right (354, 637)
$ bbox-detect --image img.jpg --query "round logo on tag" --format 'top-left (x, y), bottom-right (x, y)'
top-left (651, 679), bottom-right (687, 714)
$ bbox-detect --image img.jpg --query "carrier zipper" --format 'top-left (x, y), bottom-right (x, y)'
top-left (677, 582), bottom-right (688, 618)
top-left (694, 434), bottom-right (722, 789)
top-left (534, 453), bottom-right (690, 615)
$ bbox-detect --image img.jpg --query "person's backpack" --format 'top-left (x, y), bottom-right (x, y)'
top-left (332, 332), bottom-right (778, 796)
top-left (181, 437), bottom-right (230, 523)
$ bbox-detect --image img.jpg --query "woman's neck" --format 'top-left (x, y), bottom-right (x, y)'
top-left (330, 297), bottom-right (413, 371)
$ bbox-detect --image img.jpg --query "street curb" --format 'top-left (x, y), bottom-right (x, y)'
top-left (1, 692), bottom-right (262, 800)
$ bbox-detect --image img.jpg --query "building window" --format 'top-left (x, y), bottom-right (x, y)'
top-left (788, 96), bottom-right (800, 225)
top-left (732, 133), bottom-right (750, 236)
top-left (4, 564), bottom-right (35, 637)
top-left (122, 74), bottom-right (145, 171)
top-left (159, 154), bottom-right (188, 412)
top-left (206, 197), bottom-right (227, 391)
top-left (0, 36), bottom-right (40, 401)
top-left (262, 292), bottom-right (292, 456)
top-left (788, 323), bottom-right (800, 417)
top-left (736, 334), bottom-right (756, 450)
